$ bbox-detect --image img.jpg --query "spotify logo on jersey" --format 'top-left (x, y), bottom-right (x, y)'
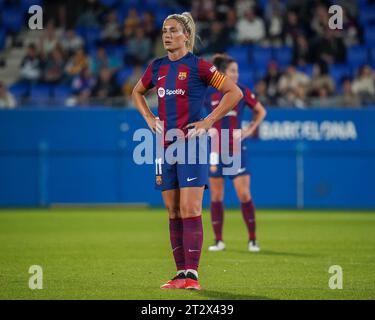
top-left (157, 88), bottom-right (185, 98)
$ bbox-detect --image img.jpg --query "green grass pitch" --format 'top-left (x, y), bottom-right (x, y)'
top-left (0, 208), bottom-right (374, 300)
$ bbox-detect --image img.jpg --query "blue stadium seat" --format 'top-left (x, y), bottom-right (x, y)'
top-left (273, 46), bottom-right (292, 67)
top-left (329, 64), bottom-right (352, 86)
top-left (83, 27), bottom-right (101, 47)
top-left (9, 82), bottom-right (30, 98)
top-left (364, 28), bottom-right (375, 44)
top-left (253, 65), bottom-right (268, 81)
top-left (370, 48), bottom-right (375, 64)
top-left (21, 0), bottom-right (43, 12)
top-left (0, 28), bottom-right (5, 50)
top-left (359, 7), bottom-right (375, 26)
top-left (30, 84), bottom-right (52, 101)
top-left (227, 46), bottom-right (249, 65)
top-left (238, 70), bottom-right (254, 88)
top-left (99, 0), bottom-right (119, 8)
top-left (2, 8), bottom-right (24, 33)
top-left (116, 67), bottom-right (133, 86)
top-left (252, 46), bottom-right (273, 66)
top-left (53, 85), bottom-right (72, 100)
top-left (297, 64), bottom-right (314, 77)
top-left (347, 46), bottom-right (369, 68)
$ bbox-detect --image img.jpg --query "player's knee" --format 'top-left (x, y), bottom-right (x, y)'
top-left (237, 191), bottom-right (251, 203)
top-left (180, 202), bottom-right (201, 218)
top-left (165, 204), bottom-right (180, 219)
top-left (211, 191), bottom-right (224, 202)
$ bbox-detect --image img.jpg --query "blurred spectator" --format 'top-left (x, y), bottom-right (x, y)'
top-left (90, 47), bottom-right (120, 75)
top-left (278, 85), bottom-right (308, 109)
top-left (255, 80), bottom-right (271, 105)
top-left (0, 82), bottom-right (16, 109)
top-left (236, 8), bottom-right (265, 44)
top-left (310, 4), bottom-right (329, 37)
top-left (92, 68), bottom-right (119, 99)
top-left (71, 67), bottom-right (95, 106)
top-left (76, 4), bottom-right (100, 28)
top-left (65, 48), bottom-right (90, 78)
top-left (18, 44), bottom-right (42, 84)
top-left (265, 0), bottom-right (285, 46)
top-left (309, 86), bottom-right (338, 108)
top-left (100, 10), bottom-right (122, 45)
top-left (39, 21), bottom-right (60, 58)
top-left (278, 65), bottom-right (310, 95)
top-left (313, 28), bottom-right (346, 64)
top-left (235, 0), bottom-right (255, 18)
top-left (125, 28), bottom-right (152, 65)
top-left (123, 8), bottom-right (141, 41)
top-left (336, 78), bottom-right (361, 107)
top-left (283, 11), bottom-right (303, 46)
top-left (143, 11), bottom-right (159, 44)
top-left (200, 21), bottom-right (230, 54)
top-left (122, 63), bottom-right (145, 98)
top-left (293, 33), bottom-right (311, 65)
top-left (308, 62), bottom-right (335, 97)
top-left (352, 65), bottom-right (375, 104)
top-left (341, 8), bottom-right (359, 47)
top-left (43, 46), bottom-right (66, 84)
top-left (60, 29), bottom-right (84, 55)
top-left (263, 61), bottom-right (282, 104)
top-left (224, 9), bottom-right (238, 46)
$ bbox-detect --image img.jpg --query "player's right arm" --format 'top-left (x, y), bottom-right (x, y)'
top-left (131, 63), bottom-right (162, 134)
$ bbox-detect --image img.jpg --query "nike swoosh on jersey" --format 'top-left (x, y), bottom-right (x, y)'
top-left (158, 75), bottom-right (166, 80)
top-left (187, 177), bottom-right (198, 182)
top-left (188, 249), bottom-right (200, 252)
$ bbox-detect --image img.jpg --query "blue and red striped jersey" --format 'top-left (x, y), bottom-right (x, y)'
top-left (204, 83), bottom-right (258, 153)
top-left (141, 52), bottom-right (226, 137)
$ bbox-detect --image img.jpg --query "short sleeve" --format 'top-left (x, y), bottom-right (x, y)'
top-left (243, 87), bottom-right (258, 109)
top-left (198, 59), bottom-right (226, 90)
top-left (141, 62), bottom-right (155, 90)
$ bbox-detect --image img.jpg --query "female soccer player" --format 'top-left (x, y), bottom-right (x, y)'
top-left (205, 54), bottom-right (267, 252)
top-left (132, 13), bottom-right (243, 290)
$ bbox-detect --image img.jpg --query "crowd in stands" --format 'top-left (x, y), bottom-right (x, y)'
top-left (0, 0), bottom-right (374, 109)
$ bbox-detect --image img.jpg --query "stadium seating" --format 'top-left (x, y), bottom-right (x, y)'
top-left (0, 29), bottom-right (5, 50)
top-left (273, 47), bottom-right (293, 67)
top-left (238, 70), bottom-right (254, 88)
top-left (9, 83), bottom-right (30, 98)
top-left (30, 84), bottom-right (52, 102)
top-left (252, 46), bottom-right (273, 66)
top-left (364, 28), bottom-right (375, 44)
top-left (116, 67), bottom-right (133, 86)
top-left (21, 0), bottom-right (43, 11)
top-left (347, 46), bottom-right (369, 68)
top-left (227, 46), bottom-right (250, 65)
top-left (1, 7), bottom-right (25, 33)
top-left (329, 64), bottom-right (352, 84)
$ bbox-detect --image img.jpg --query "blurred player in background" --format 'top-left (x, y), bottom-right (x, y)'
top-left (132, 13), bottom-right (243, 290)
top-left (205, 54), bottom-right (267, 252)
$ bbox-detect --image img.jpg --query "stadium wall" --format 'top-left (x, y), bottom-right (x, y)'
top-left (0, 107), bottom-right (374, 209)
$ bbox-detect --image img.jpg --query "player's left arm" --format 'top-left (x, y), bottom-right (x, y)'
top-left (186, 76), bottom-right (243, 138)
top-left (237, 87), bottom-right (267, 139)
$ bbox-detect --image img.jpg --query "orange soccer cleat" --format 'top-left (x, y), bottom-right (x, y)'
top-left (184, 272), bottom-right (201, 290)
top-left (160, 273), bottom-right (186, 289)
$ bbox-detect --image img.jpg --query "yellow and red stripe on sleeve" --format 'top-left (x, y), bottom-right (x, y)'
top-left (209, 70), bottom-right (226, 90)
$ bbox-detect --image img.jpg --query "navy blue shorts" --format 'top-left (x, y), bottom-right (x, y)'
top-left (209, 144), bottom-right (249, 179)
top-left (154, 137), bottom-right (209, 191)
